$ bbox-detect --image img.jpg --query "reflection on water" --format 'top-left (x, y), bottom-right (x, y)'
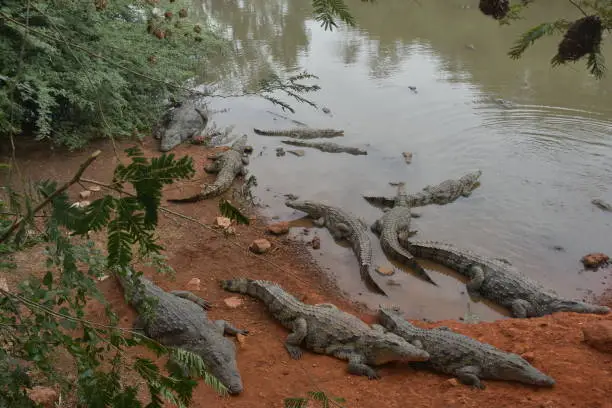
top-left (192, 0), bottom-right (612, 321)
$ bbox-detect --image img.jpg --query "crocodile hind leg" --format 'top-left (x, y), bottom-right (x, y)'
top-left (509, 299), bottom-right (533, 318)
top-left (214, 320), bottom-right (249, 336)
top-left (170, 290), bottom-right (211, 310)
top-left (285, 317), bottom-right (308, 359)
top-left (465, 265), bottom-right (485, 301)
top-left (371, 219), bottom-right (382, 235)
top-left (455, 366), bottom-right (485, 389)
top-left (346, 353), bottom-right (380, 380)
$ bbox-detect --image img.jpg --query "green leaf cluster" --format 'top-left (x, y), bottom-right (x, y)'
top-left (284, 391), bottom-right (347, 408)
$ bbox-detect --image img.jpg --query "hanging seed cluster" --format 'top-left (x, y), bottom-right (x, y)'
top-left (554, 15), bottom-right (603, 63)
top-left (479, 0), bottom-right (510, 20)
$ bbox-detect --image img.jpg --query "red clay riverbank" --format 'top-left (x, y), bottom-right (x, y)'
top-left (3, 138), bottom-right (612, 408)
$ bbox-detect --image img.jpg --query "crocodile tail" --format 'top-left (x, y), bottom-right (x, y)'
top-left (253, 128), bottom-right (281, 136)
top-left (220, 278), bottom-right (253, 294)
top-left (382, 232), bottom-right (437, 286)
top-left (167, 193), bottom-right (204, 203)
top-left (360, 265), bottom-right (388, 296)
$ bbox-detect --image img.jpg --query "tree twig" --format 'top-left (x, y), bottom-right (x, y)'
top-left (568, 0), bottom-right (588, 16)
top-left (0, 150), bottom-right (101, 243)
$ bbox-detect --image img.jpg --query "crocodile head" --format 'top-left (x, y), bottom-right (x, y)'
top-left (489, 355), bottom-right (556, 387)
top-left (362, 331), bottom-right (429, 366)
top-left (159, 105), bottom-right (208, 152)
top-left (284, 199), bottom-right (325, 219)
top-left (188, 335), bottom-right (244, 395)
top-left (460, 170), bottom-right (483, 191)
top-left (547, 299), bottom-right (610, 315)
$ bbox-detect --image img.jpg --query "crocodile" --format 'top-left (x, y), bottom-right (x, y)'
top-left (371, 183), bottom-right (437, 285)
top-left (280, 140), bottom-right (367, 156)
top-left (253, 128), bottom-right (344, 139)
top-left (397, 239), bottom-right (611, 318)
top-left (377, 306), bottom-right (556, 388)
top-left (167, 135), bottom-right (251, 203)
top-left (119, 274), bottom-right (247, 394)
top-left (364, 170), bottom-right (482, 208)
top-left (153, 98), bottom-right (208, 152)
top-left (285, 199), bottom-right (388, 296)
top-left (220, 278), bottom-right (430, 379)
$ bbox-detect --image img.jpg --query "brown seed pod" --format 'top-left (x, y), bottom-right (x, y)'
top-left (94, 0), bottom-right (108, 11)
top-left (193, 24), bottom-right (202, 33)
top-left (478, 0), bottom-right (509, 20)
top-left (153, 29), bottom-right (165, 39)
top-left (148, 55), bottom-right (157, 64)
top-left (179, 8), bottom-right (188, 18)
top-left (553, 15), bottom-right (602, 64)
top-left (164, 11), bottom-right (173, 19)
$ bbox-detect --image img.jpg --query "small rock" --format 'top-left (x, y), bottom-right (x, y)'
top-left (311, 235), bottom-right (321, 250)
top-left (26, 386), bottom-right (58, 408)
top-left (583, 320), bottom-right (612, 353)
top-left (0, 277), bottom-right (8, 292)
top-left (224, 296), bottom-right (243, 308)
top-left (581, 253), bottom-right (609, 268)
top-left (443, 378), bottom-right (459, 387)
top-left (521, 351), bottom-right (536, 363)
top-left (236, 333), bottom-right (246, 348)
top-left (87, 185), bottom-right (101, 192)
top-left (267, 221), bottom-right (289, 235)
top-left (249, 238), bottom-right (271, 254)
top-left (186, 278), bottom-right (201, 291)
top-left (224, 226), bottom-right (236, 236)
top-left (214, 216), bottom-right (232, 229)
top-left (376, 265), bottom-right (395, 276)
top-left (288, 149), bottom-right (305, 157)
top-left (402, 152), bottom-right (413, 164)
top-left (97, 275), bottom-right (109, 282)
top-left (79, 190), bottom-right (92, 199)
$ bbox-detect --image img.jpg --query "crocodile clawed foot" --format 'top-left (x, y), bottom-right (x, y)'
top-left (472, 383), bottom-right (486, 390)
top-left (367, 370), bottom-right (381, 380)
top-left (238, 329), bottom-right (249, 335)
top-left (286, 345), bottom-right (303, 360)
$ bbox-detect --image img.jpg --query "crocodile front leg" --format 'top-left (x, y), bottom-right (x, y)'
top-left (466, 265), bottom-right (486, 301)
top-left (313, 217), bottom-right (326, 227)
top-left (170, 290), bottom-right (211, 310)
top-left (455, 366), bottom-right (485, 389)
top-left (371, 219), bottom-right (383, 235)
top-left (509, 299), bottom-right (533, 318)
top-left (285, 317), bottom-right (308, 359)
top-left (214, 320), bottom-right (249, 336)
top-left (345, 353), bottom-right (380, 380)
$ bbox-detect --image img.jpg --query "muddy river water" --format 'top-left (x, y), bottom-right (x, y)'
top-left (191, 0), bottom-right (612, 321)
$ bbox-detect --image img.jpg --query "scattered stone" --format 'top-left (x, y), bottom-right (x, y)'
top-left (249, 238), bottom-right (271, 254)
top-left (186, 278), bottom-right (201, 291)
top-left (386, 279), bottom-right (401, 287)
top-left (236, 333), bottom-right (246, 348)
top-left (592, 198), bottom-right (612, 212)
top-left (214, 216), bottom-right (232, 229)
top-left (87, 185), bottom-right (101, 192)
top-left (287, 149), bottom-right (305, 157)
top-left (521, 351), bottom-right (536, 363)
top-left (376, 265), bottom-right (395, 276)
top-left (583, 320), bottom-right (612, 353)
top-left (581, 253), bottom-right (609, 269)
top-left (443, 378), bottom-right (459, 387)
top-left (79, 190), bottom-right (92, 199)
top-left (402, 151), bottom-right (413, 164)
top-left (224, 296), bottom-right (243, 308)
top-left (224, 226), bottom-right (236, 236)
top-left (97, 275), bottom-right (109, 282)
top-left (267, 221), bottom-right (289, 235)
top-left (26, 386), bottom-right (58, 408)
top-left (311, 235), bottom-right (321, 250)
top-left (276, 147), bottom-right (285, 157)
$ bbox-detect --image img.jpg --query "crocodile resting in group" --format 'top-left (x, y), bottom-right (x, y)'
top-left (364, 170), bottom-right (482, 208)
top-left (253, 128), bottom-right (344, 139)
top-left (153, 98), bottom-right (208, 152)
top-left (280, 140), bottom-right (367, 156)
top-left (371, 183), bottom-right (436, 285)
top-left (285, 199), bottom-right (388, 296)
top-left (167, 135), bottom-right (251, 203)
top-left (220, 278), bottom-right (430, 379)
top-left (377, 306), bottom-right (556, 388)
top-left (397, 239), bottom-right (611, 318)
top-left (119, 274), bottom-right (247, 394)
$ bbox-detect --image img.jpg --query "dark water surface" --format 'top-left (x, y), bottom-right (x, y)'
top-left (191, 0), bottom-right (612, 321)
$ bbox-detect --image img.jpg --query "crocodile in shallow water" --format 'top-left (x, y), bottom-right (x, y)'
top-left (253, 128), bottom-right (344, 139)
top-left (153, 98), bottom-right (208, 152)
top-left (371, 183), bottom-right (436, 285)
top-left (220, 278), bottom-right (429, 379)
top-left (280, 140), bottom-right (367, 155)
top-left (397, 239), bottom-right (611, 318)
top-left (119, 274), bottom-right (247, 394)
top-left (285, 199), bottom-right (388, 296)
top-left (167, 135), bottom-right (251, 203)
top-left (364, 170), bottom-right (482, 208)
top-left (377, 306), bottom-right (556, 388)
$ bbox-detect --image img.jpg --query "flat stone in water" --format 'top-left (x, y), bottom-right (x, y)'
top-left (376, 265), bottom-right (395, 276)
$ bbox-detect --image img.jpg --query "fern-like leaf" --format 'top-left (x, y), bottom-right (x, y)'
top-left (284, 397), bottom-right (309, 408)
top-left (219, 199), bottom-right (249, 225)
top-left (508, 21), bottom-right (569, 60)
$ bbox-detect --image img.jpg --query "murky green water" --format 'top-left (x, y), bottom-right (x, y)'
top-left (192, 0), bottom-right (612, 321)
